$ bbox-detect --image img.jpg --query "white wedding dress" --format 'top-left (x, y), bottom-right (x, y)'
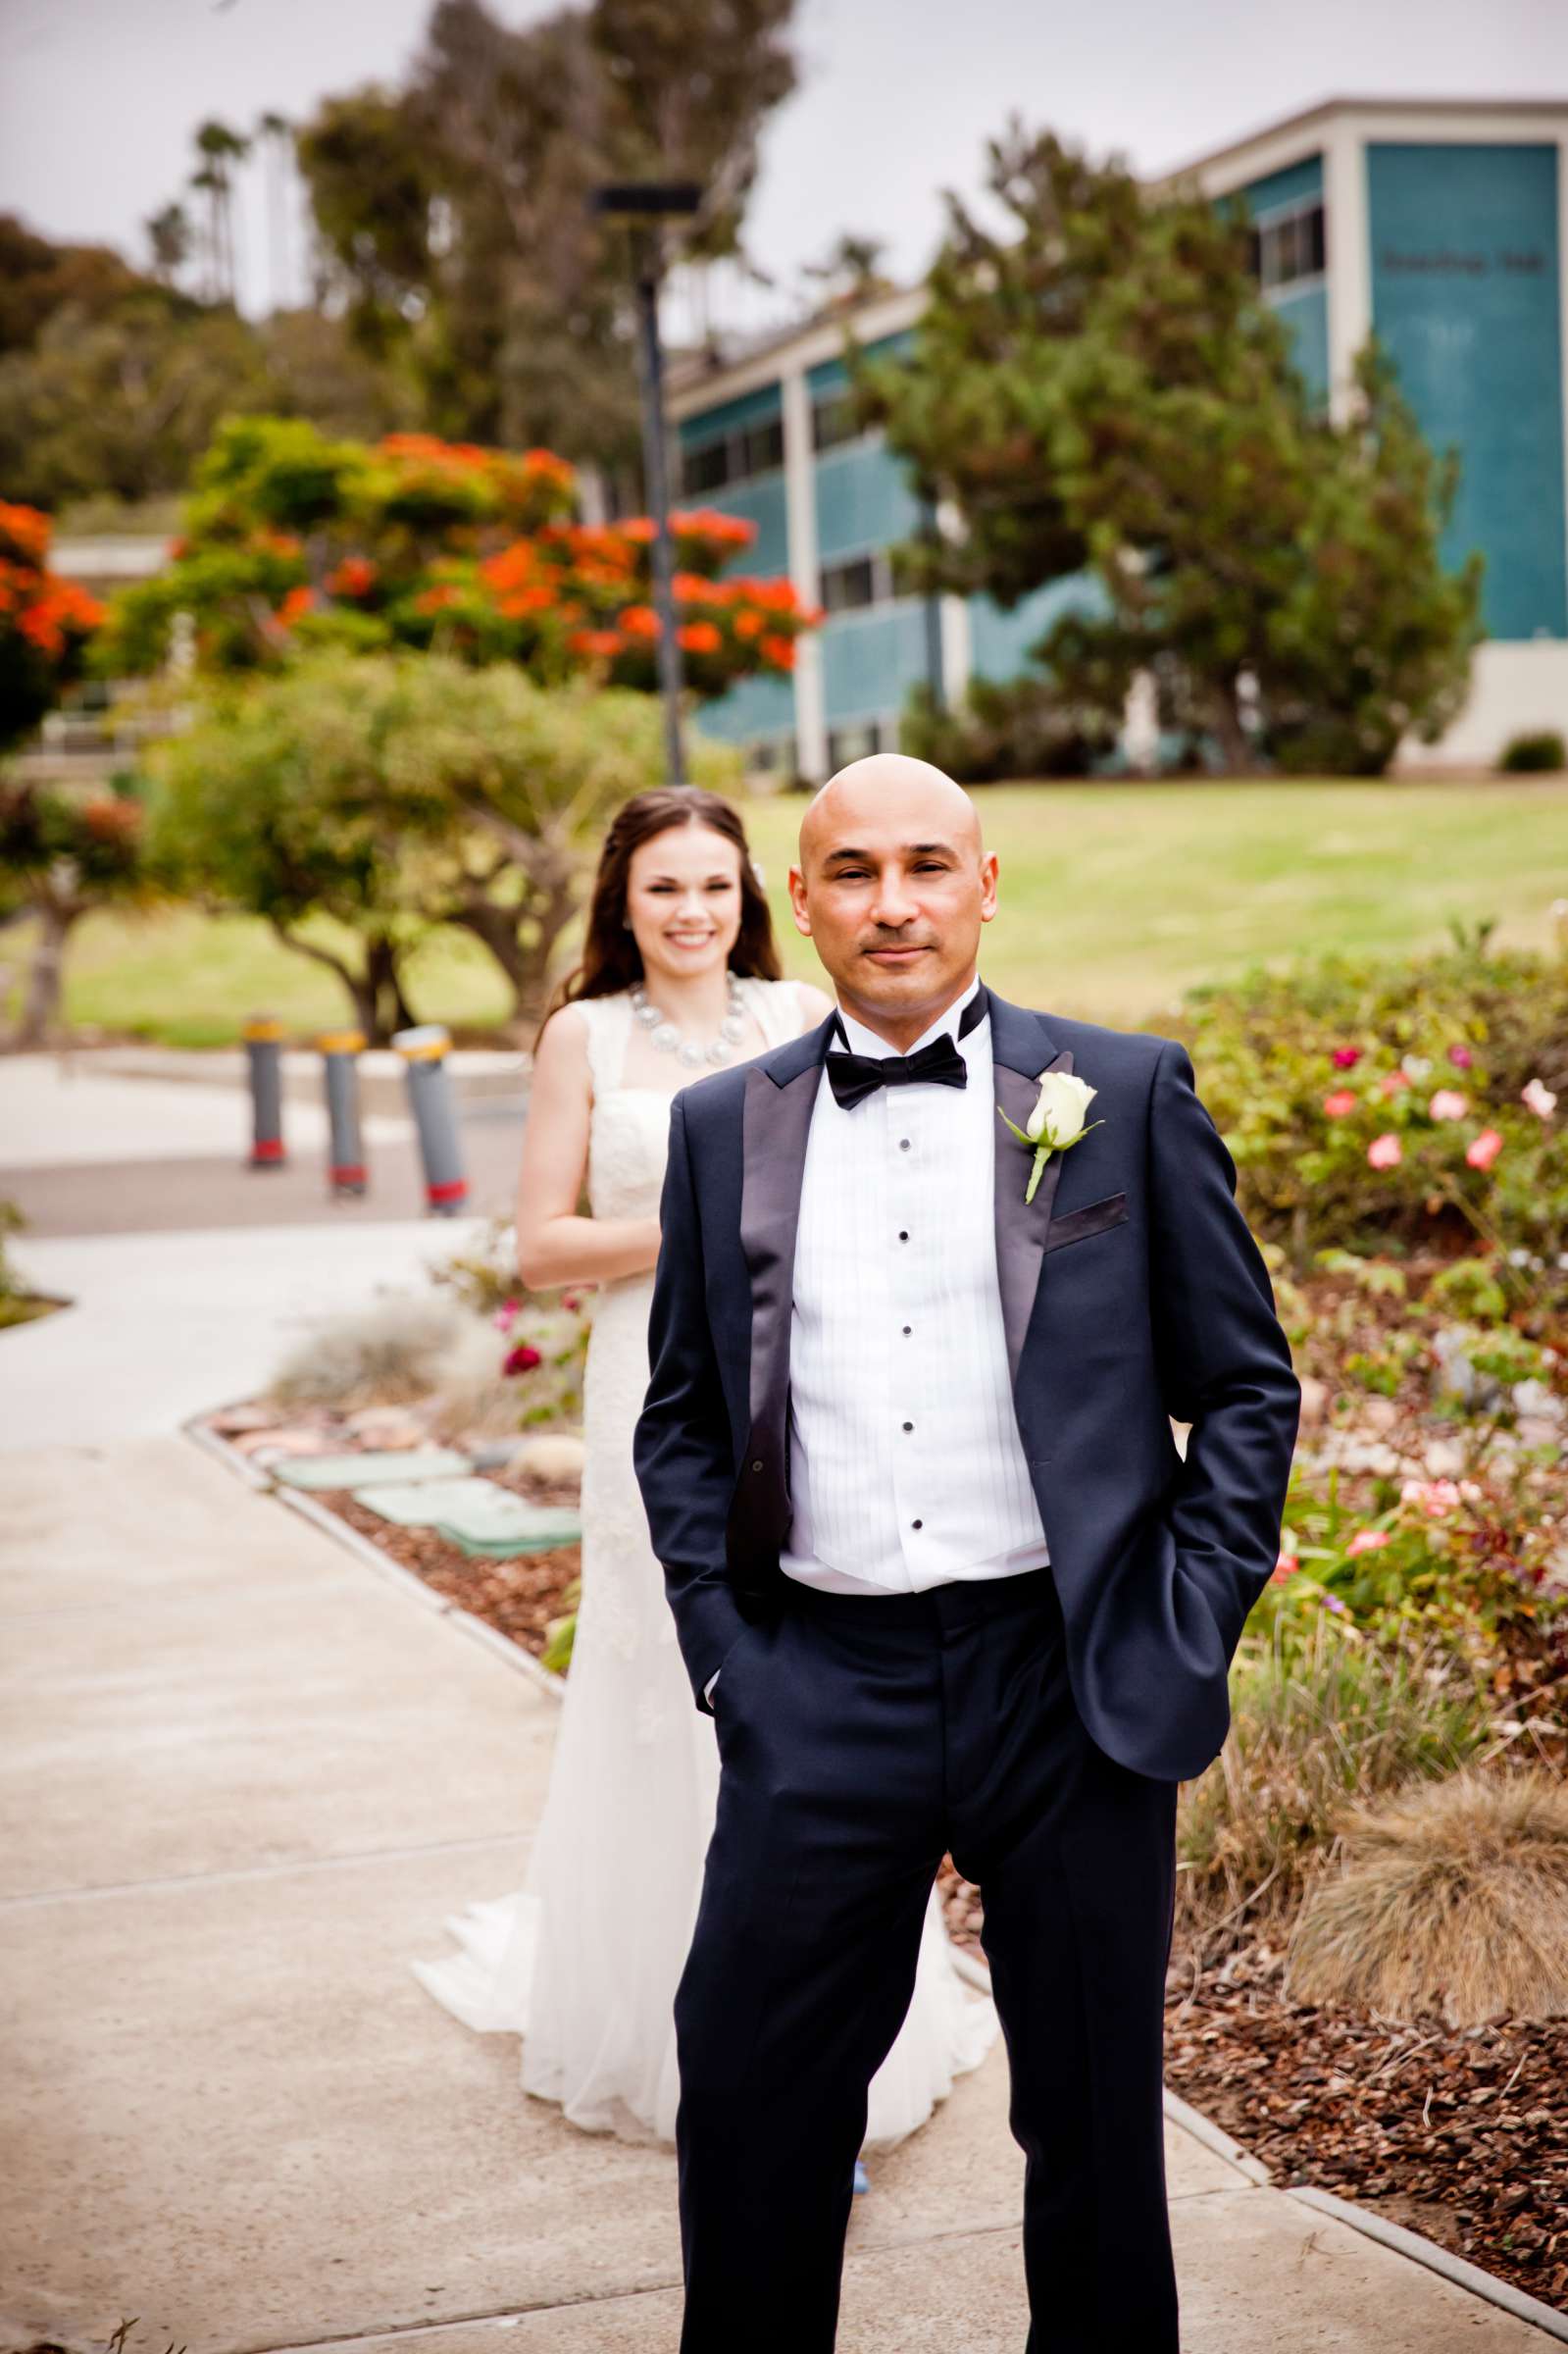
top-left (413, 976), bottom-right (997, 2143)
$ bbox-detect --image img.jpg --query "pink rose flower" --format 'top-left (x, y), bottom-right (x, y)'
top-left (1522, 1077), bottom-right (1557, 1119)
top-left (1465, 1127), bottom-right (1504, 1171)
top-left (1447, 1044), bottom-right (1474, 1069)
top-left (1271, 1552), bottom-right (1300, 1583)
top-left (1332, 1046), bottom-right (1362, 1069)
top-left (493, 1301), bottom-right (520, 1333)
top-left (1380, 1069), bottom-right (1411, 1099)
top-left (503, 1342), bottom-right (543, 1376)
top-left (1322, 1089), bottom-right (1358, 1118)
top-left (1345, 1528), bottom-right (1391, 1557)
top-left (562, 1293), bottom-right (582, 1311)
top-left (1400, 1477), bottom-right (1479, 1518)
top-left (1428, 1089), bottom-right (1468, 1121)
top-left (1367, 1132), bottom-right (1403, 1169)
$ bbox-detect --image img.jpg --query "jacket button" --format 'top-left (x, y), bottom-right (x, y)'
top-left (750, 1458), bottom-right (764, 1472)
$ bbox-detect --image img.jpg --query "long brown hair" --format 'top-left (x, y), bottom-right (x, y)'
top-left (542, 786), bottom-right (783, 1030)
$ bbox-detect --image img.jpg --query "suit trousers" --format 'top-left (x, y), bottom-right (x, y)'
top-left (672, 1566), bottom-right (1181, 2354)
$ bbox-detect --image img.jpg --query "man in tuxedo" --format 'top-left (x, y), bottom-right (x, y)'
top-left (632, 753), bottom-right (1300, 2352)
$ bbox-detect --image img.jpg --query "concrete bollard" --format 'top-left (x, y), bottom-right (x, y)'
top-left (392, 1023), bottom-right (469, 1216)
top-left (319, 1029), bottom-right (368, 1197)
top-left (242, 1014), bottom-right (286, 1170)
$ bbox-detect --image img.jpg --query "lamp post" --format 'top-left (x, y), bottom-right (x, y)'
top-left (591, 180), bottom-right (704, 787)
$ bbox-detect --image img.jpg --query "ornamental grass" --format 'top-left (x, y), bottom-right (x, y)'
top-left (1285, 1766), bottom-right (1568, 2025)
top-left (1175, 1612), bottom-right (1492, 1948)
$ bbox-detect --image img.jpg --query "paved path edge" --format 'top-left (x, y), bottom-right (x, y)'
top-left (1286, 2187), bottom-right (1568, 2342)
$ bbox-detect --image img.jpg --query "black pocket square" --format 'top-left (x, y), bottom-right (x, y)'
top-left (1043, 1191), bottom-right (1129, 1253)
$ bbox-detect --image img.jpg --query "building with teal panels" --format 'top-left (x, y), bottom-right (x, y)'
top-left (669, 97), bottom-right (1568, 780)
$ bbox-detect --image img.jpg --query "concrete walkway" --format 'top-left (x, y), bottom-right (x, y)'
top-left (1, 1048), bottom-right (1559, 2350)
top-left (2, 1430), bottom-right (1560, 2353)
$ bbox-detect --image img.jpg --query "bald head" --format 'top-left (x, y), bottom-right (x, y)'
top-left (787, 753), bottom-right (998, 1049)
top-left (798, 752), bottom-right (983, 876)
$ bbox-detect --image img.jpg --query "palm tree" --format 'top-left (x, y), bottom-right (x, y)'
top-left (192, 119), bottom-right (252, 302)
top-left (145, 201), bottom-right (193, 288)
top-left (257, 110), bottom-right (295, 313)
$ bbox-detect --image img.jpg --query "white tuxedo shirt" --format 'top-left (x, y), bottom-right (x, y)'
top-left (777, 971), bottom-right (1050, 1598)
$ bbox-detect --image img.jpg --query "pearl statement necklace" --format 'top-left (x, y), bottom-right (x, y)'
top-left (631, 973), bottom-right (748, 1069)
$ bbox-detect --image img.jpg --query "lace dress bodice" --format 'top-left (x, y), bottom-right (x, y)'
top-left (580, 977), bottom-right (804, 1227)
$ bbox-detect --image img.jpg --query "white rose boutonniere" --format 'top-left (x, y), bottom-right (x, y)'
top-left (997, 1070), bottom-right (1102, 1203)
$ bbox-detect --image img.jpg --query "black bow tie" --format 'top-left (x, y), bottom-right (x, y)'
top-left (824, 991), bottom-right (986, 1110)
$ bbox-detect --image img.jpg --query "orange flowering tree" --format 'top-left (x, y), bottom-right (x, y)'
top-left (0, 504), bottom-right (105, 753)
top-left (100, 417), bottom-right (813, 695)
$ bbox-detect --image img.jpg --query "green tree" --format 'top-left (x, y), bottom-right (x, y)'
top-left (297, 0), bottom-right (798, 463)
top-left (148, 650), bottom-right (741, 1035)
top-left (861, 125), bottom-right (1480, 776)
top-left (0, 781), bottom-right (150, 1048)
top-left (0, 300), bottom-right (278, 509)
top-left (0, 214), bottom-right (155, 354)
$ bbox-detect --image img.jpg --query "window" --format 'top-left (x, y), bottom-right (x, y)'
top-left (744, 735), bottom-right (797, 784)
top-left (1247, 199), bottom-right (1327, 293)
top-left (679, 413), bottom-right (784, 496)
top-left (812, 391), bottom-right (863, 451)
top-left (741, 418), bottom-right (784, 476)
top-left (682, 436), bottom-right (733, 494)
top-left (820, 552), bottom-right (889, 612)
top-left (826, 719), bottom-right (887, 769)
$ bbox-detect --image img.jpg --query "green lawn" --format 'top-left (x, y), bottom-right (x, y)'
top-left (13, 778), bottom-right (1567, 1048)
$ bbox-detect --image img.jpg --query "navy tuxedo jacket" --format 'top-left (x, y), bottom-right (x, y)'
top-left (631, 984), bottom-right (1301, 1784)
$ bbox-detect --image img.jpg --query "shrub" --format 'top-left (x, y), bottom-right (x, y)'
top-left (1266, 1461), bottom-right (1568, 1653)
top-left (1498, 729), bottom-right (1565, 774)
top-left (268, 1282), bottom-right (589, 1431)
top-left (1179, 943), bottom-right (1568, 1275)
top-left (1285, 1766), bottom-right (1568, 2023)
top-left (898, 674), bottom-right (1118, 782)
top-left (269, 1291), bottom-right (476, 1407)
top-left (1176, 1612), bottom-right (1492, 1945)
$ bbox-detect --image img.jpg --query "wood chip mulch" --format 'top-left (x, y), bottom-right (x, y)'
top-left (319, 1490), bottom-right (581, 1664)
top-left (1163, 1939), bottom-right (1568, 2311)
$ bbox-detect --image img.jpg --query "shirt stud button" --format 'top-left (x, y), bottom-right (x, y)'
top-left (897, 1229), bottom-right (909, 1241)
top-left (899, 1138), bottom-right (911, 1150)
top-left (750, 1459), bottom-right (764, 1472)
top-left (901, 1325), bottom-right (912, 1335)
top-left (912, 1518), bottom-right (924, 1530)
top-left (902, 1420), bottom-right (913, 1431)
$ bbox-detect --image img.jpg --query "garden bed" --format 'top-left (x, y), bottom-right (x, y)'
top-left (321, 1485), bottom-right (579, 1663)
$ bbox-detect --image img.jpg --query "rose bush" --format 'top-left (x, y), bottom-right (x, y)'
top-left (1179, 941), bottom-right (1568, 1279)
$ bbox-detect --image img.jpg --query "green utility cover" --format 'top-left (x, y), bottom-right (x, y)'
top-left (351, 1474), bottom-right (581, 1557)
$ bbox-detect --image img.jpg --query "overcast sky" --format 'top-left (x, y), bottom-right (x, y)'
top-left (3, 0), bottom-right (1565, 336)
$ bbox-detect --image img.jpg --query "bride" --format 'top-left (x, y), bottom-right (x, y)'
top-left (413, 782), bottom-right (996, 2151)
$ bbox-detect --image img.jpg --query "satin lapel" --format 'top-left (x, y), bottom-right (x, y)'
top-left (992, 1046), bottom-right (1074, 1388)
top-left (738, 1055), bottom-right (821, 1490)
